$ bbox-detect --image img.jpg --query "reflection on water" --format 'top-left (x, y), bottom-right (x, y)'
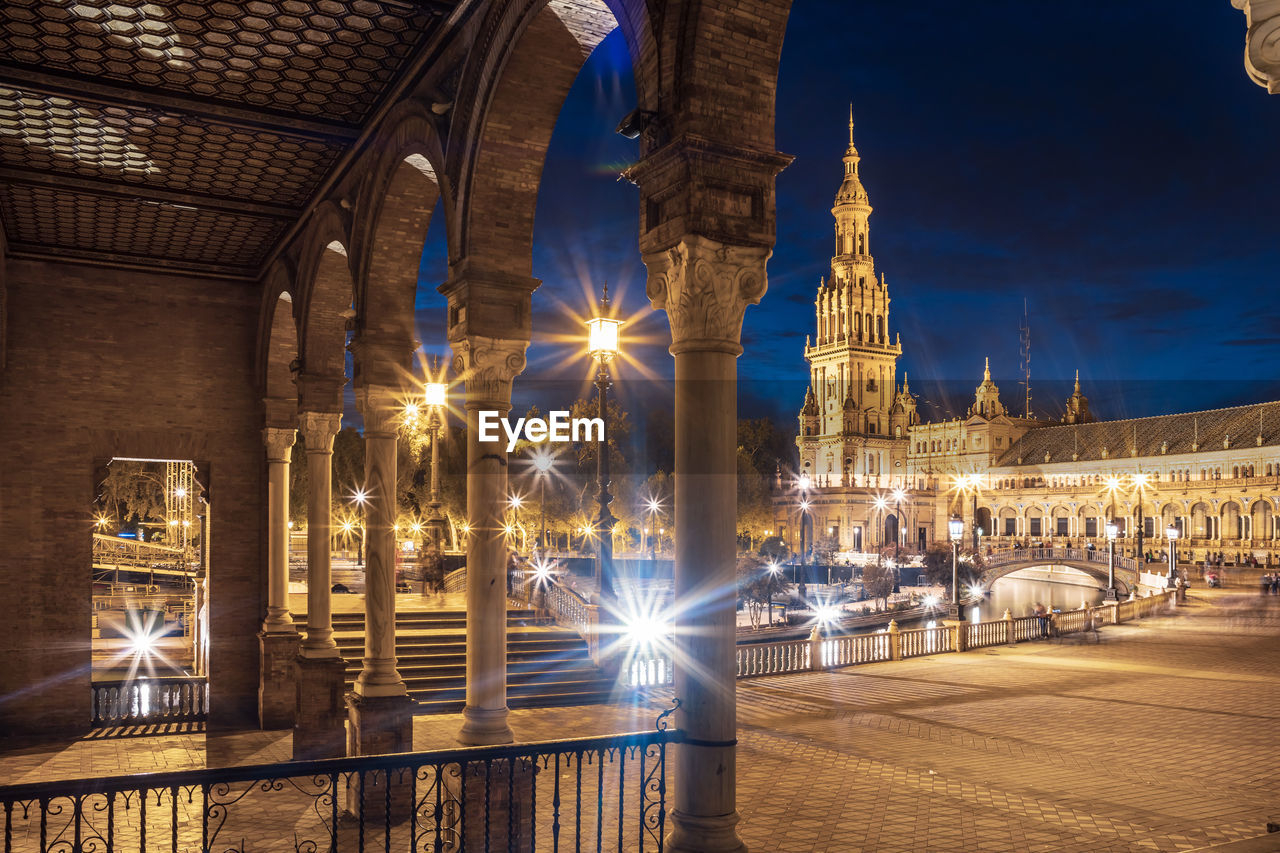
top-left (975, 571), bottom-right (1105, 622)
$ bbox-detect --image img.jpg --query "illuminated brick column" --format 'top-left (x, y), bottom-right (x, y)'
top-left (643, 235), bottom-right (772, 853)
top-left (259, 426), bottom-right (300, 729)
top-left (451, 335), bottom-right (529, 746)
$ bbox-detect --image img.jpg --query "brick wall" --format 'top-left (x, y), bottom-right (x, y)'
top-left (0, 258), bottom-right (265, 735)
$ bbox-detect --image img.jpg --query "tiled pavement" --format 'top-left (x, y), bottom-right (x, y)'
top-left (2, 591), bottom-right (1278, 851)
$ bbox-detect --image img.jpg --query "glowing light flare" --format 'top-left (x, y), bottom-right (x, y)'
top-left (798, 474), bottom-right (812, 491)
top-left (350, 488), bottom-right (368, 506)
top-left (966, 584), bottom-right (985, 599)
top-left (813, 604), bottom-right (841, 629)
top-left (508, 494), bottom-right (525, 510)
top-left (922, 594), bottom-right (941, 608)
top-left (873, 496), bottom-right (888, 511)
top-left (891, 488), bottom-right (906, 503)
top-left (423, 381), bottom-right (447, 409)
top-left (586, 314), bottom-right (622, 362)
top-left (173, 487), bottom-right (186, 498)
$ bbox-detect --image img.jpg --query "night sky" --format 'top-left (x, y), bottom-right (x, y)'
top-left (408, 1), bottom-right (1280, 428)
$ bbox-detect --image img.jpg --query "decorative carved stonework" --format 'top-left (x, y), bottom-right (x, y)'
top-left (450, 336), bottom-right (529, 407)
top-left (263, 427), bottom-right (296, 463)
top-left (642, 234), bottom-right (771, 354)
top-left (1233, 0), bottom-right (1280, 93)
top-left (299, 411), bottom-right (343, 452)
top-left (355, 384), bottom-right (401, 437)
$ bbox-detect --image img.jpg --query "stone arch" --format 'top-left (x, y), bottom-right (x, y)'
top-left (258, 261), bottom-right (299, 431)
top-left (350, 102), bottom-right (449, 356)
top-left (1221, 501), bottom-right (1243, 540)
top-left (1251, 498), bottom-right (1271, 540)
top-left (295, 202), bottom-right (356, 380)
top-left (451, 0), bottom-right (620, 276)
top-left (256, 259), bottom-right (298, 406)
top-left (1190, 501), bottom-right (1211, 540)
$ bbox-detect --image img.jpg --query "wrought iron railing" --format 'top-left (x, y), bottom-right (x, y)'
top-left (90, 676), bottom-right (208, 728)
top-left (0, 706), bottom-right (682, 853)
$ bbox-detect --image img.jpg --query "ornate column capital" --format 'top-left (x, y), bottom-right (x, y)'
top-left (1233, 0), bottom-right (1280, 93)
top-left (263, 427), bottom-right (297, 463)
top-left (449, 336), bottom-right (529, 408)
top-left (355, 384), bottom-right (402, 437)
top-left (642, 234), bottom-right (771, 355)
top-left (298, 411), bottom-right (343, 452)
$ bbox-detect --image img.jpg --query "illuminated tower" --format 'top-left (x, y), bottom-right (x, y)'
top-left (798, 109), bottom-right (911, 488)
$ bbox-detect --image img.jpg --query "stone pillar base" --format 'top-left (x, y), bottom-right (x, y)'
top-left (666, 809), bottom-right (748, 853)
top-left (457, 704), bottom-right (514, 747)
top-left (293, 656), bottom-right (348, 761)
top-left (258, 632), bottom-right (300, 730)
top-left (446, 757), bottom-right (534, 853)
top-left (345, 693), bottom-right (415, 819)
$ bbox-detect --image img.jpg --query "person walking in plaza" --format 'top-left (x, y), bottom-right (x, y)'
top-left (1033, 602), bottom-right (1049, 638)
top-left (421, 538), bottom-right (445, 603)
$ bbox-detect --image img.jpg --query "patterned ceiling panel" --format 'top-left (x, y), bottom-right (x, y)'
top-left (0, 0), bottom-right (435, 122)
top-left (0, 86), bottom-right (341, 205)
top-left (0, 182), bottom-right (287, 269)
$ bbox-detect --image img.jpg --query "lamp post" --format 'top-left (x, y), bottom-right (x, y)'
top-left (892, 487), bottom-right (905, 561)
top-left (1166, 523), bottom-right (1180, 588)
top-left (1105, 521), bottom-right (1118, 600)
top-left (948, 516), bottom-right (964, 620)
top-left (643, 497), bottom-right (662, 560)
top-left (798, 473), bottom-right (811, 590)
top-left (530, 449), bottom-right (554, 554)
top-left (586, 286), bottom-right (622, 601)
top-left (350, 488), bottom-right (368, 568)
top-left (423, 379), bottom-right (448, 551)
top-left (1134, 472), bottom-right (1149, 566)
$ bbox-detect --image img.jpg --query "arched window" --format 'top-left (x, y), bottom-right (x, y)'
top-left (876, 315), bottom-right (884, 342)
top-left (865, 313), bottom-right (872, 338)
top-left (855, 313), bottom-right (862, 340)
top-left (858, 233), bottom-right (865, 254)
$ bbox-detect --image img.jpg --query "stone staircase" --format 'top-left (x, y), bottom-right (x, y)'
top-left (294, 607), bottom-right (618, 714)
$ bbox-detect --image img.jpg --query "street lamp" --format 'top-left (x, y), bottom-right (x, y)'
top-left (948, 516), bottom-right (964, 620)
top-left (891, 487), bottom-right (906, 561)
top-left (350, 488), bottom-right (368, 567)
top-left (530, 448), bottom-right (555, 554)
top-left (586, 285), bottom-right (622, 601)
top-left (1134, 472), bottom-right (1150, 566)
top-left (643, 496), bottom-right (662, 558)
top-left (798, 473), bottom-right (811, 590)
top-left (1105, 521), bottom-right (1119, 600)
top-left (423, 378), bottom-right (448, 550)
top-left (1166, 523), bottom-right (1180, 588)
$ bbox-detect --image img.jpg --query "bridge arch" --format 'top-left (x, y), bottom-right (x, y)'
top-left (980, 548), bottom-right (1137, 596)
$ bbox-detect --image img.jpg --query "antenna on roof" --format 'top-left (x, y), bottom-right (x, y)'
top-left (1019, 298), bottom-right (1031, 418)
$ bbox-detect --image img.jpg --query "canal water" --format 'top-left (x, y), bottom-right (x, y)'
top-left (971, 569), bottom-right (1106, 623)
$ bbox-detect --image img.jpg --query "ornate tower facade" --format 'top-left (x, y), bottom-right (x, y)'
top-left (798, 111), bottom-right (913, 488)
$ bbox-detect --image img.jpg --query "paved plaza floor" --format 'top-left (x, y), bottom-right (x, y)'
top-left (2, 590), bottom-right (1278, 851)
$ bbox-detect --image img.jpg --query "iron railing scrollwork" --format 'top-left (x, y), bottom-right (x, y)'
top-left (0, 705), bottom-right (683, 853)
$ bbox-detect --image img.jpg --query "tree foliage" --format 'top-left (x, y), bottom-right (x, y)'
top-left (862, 558), bottom-right (895, 611)
top-left (737, 552), bottom-right (787, 630)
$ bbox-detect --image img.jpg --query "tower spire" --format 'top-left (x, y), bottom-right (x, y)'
top-left (984, 356), bottom-right (991, 381)
top-left (848, 103), bottom-right (854, 146)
